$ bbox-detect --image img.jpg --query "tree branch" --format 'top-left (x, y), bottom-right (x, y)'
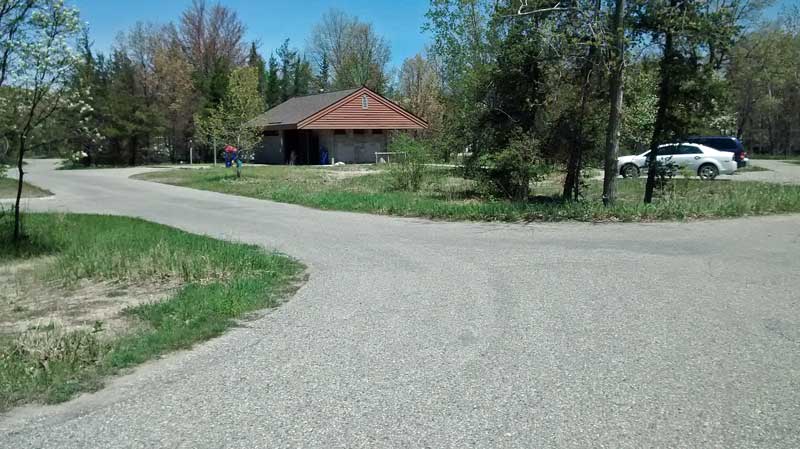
top-left (508, 1), bottom-right (572, 18)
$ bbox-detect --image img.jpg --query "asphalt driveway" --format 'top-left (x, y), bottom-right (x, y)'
top-left (731, 159), bottom-right (800, 184)
top-left (2, 160), bottom-right (799, 448)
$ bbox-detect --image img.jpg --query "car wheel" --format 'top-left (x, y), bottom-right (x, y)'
top-left (621, 164), bottom-right (639, 178)
top-left (698, 163), bottom-right (719, 180)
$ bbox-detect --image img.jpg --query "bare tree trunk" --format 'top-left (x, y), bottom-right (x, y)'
top-left (644, 15), bottom-right (675, 204)
top-left (562, 54), bottom-right (596, 201)
top-left (602, 0), bottom-right (626, 207)
top-left (13, 135), bottom-right (26, 242)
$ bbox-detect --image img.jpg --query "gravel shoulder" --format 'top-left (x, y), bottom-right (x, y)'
top-left (729, 159), bottom-right (800, 184)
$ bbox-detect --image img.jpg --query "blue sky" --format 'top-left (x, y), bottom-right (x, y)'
top-left (70, 0), bottom-right (432, 68)
top-left (71, 0), bottom-right (795, 70)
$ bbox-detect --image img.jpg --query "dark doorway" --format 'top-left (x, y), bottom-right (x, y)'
top-left (283, 130), bottom-right (320, 165)
top-left (308, 133), bottom-right (320, 165)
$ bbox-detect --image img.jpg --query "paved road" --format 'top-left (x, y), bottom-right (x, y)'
top-left (2, 160), bottom-right (800, 448)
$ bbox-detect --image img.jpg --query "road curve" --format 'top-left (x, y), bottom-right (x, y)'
top-left (2, 160), bottom-right (800, 448)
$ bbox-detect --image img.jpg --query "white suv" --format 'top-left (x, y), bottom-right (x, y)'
top-left (618, 143), bottom-right (738, 180)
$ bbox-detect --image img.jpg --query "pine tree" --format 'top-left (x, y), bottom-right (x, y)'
top-left (276, 39), bottom-right (296, 102)
top-left (317, 54), bottom-right (330, 92)
top-left (247, 42), bottom-right (267, 104)
top-left (292, 57), bottom-right (313, 97)
top-left (265, 54), bottom-right (281, 108)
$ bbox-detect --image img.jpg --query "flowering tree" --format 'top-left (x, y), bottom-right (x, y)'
top-left (4, 0), bottom-right (82, 242)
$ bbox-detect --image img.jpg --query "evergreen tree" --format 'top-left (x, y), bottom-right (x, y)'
top-left (265, 54), bottom-right (281, 108)
top-left (248, 42), bottom-right (267, 104)
top-left (292, 57), bottom-right (313, 97)
top-left (316, 53), bottom-right (330, 92)
top-left (276, 39), bottom-right (296, 102)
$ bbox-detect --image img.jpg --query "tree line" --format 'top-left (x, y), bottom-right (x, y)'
top-left (0, 1), bottom-right (398, 169)
top-left (2, 0), bottom-right (799, 240)
top-left (418, 0), bottom-right (797, 204)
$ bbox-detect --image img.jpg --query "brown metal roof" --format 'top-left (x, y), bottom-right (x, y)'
top-left (246, 88), bottom-right (359, 130)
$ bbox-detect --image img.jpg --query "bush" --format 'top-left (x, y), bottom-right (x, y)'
top-left (474, 131), bottom-right (552, 202)
top-left (387, 134), bottom-right (429, 192)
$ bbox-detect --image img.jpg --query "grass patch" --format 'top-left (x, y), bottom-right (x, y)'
top-left (135, 165), bottom-right (800, 222)
top-left (0, 177), bottom-right (52, 199)
top-left (0, 213), bottom-right (303, 410)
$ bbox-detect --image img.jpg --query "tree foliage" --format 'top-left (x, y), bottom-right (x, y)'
top-left (1, 0), bottom-right (84, 241)
top-left (195, 66), bottom-right (264, 159)
top-left (309, 9), bottom-right (391, 92)
top-left (729, 9), bottom-right (800, 155)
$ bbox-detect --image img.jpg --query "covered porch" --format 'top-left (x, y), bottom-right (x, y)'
top-left (254, 129), bottom-right (388, 165)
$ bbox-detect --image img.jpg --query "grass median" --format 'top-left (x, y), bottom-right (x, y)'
top-left (0, 177), bottom-right (52, 199)
top-left (0, 213), bottom-right (303, 411)
top-left (135, 165), bottom-right (800, 222)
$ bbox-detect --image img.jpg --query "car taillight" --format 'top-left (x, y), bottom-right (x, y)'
top-left (739, 152), bottom-right (747, 160)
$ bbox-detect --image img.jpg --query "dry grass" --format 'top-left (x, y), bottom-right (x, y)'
top-left (0, 178), bottom-right (52, 199)
top-left (0, 213), bottom-right (303, 410)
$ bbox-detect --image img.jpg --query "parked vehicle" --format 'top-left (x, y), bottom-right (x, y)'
top-left (618, 143), bottom-right (738, 180)
top-left (686, 136), bottom-right (748, 167)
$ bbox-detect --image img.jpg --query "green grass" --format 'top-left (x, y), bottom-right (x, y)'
top-left (0, 177), bottom-right (52, 199)
top-left (0, 214), bottom-right (303, 410)
top-left (135, 165), bottom-right (800, 222)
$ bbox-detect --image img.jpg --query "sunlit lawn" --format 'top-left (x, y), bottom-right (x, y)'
top-left (135, 165), bottom-right (800, 222)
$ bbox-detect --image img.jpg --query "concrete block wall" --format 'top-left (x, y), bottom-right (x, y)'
top-left (327, 130), bottom-right (387, 164)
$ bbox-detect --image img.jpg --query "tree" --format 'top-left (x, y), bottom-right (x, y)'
top-left (309, 9), bottom-right (391, 92)
top-left (247, 41), bottom-right (267, 103)
top-left (264, 53), bottom-right (280, 107)
top-left (316, 53), bottom-right (330, 92)
top-left (397, 53), bottom-right (442, 129)
top-left (6, 0), bottom-right (83, 242)
top-left (638, 0), bottom-right (747, 202)
top-left (729, 13), bottom-right (800, 155)
top-left (178, 0), bottom-right (246, 108)
top-left (602, 0), bottom-right (626, 206)
top-left (153, 32), bottom-right (197, 162)
top-left (291, 55), bottom-right (312, 97)
top-left (276, 38), bottom-right (296, 101)
top-left (195, 67), bottom-right (263, 162)
top-left (0, 0), bottom-right (35, 89)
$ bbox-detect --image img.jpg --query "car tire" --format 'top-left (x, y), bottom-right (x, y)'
top-left (621, 164), bottom-right (640, 178)
top-left (698, 163), bottom-right (719, 180)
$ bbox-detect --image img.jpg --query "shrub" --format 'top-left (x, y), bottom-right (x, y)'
top-left (474, 131), bottom-right (552, 202)
top-left (387, 134), bottom-right (429, 192)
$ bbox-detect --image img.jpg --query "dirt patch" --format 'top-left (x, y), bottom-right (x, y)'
top-left (323, 167), bottom-right (380, 180)
top-left (0, 258), bottom-right (179, 337)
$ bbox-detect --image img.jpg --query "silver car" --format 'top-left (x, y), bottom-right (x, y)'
top-left (617, 143), bottom-right (738, 180)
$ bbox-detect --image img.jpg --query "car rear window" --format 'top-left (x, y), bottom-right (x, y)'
top-left (688, 137), bottom-right (740, 151)
top-left (710, 138), bottom-right (738, 150)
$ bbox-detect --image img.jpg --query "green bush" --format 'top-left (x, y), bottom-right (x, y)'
top-left (387, 134), bottom-right (429, 192)
top-left (475, 131), bottom-right (552, 202)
